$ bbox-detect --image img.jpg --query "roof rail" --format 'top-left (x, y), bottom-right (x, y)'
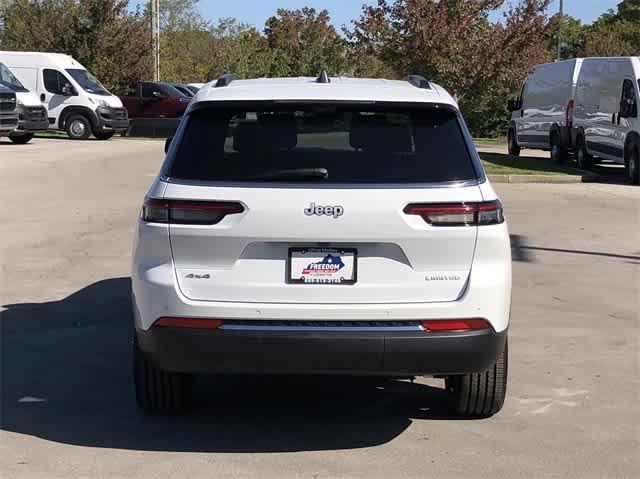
top-left (215, 74), bottom-right (237, 88)
top-left (316, 70), bottom-right (331, 84)
top-left (406, 74), bottom-right (431, 90)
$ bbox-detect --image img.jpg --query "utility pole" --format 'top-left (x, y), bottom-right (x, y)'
top-left (151, 0), bottom-right (160, 81)
top-left (557, 0), bottom-right (563, 61)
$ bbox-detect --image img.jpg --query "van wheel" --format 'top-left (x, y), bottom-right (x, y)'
top-left (507, 129), bottom-right (520, 157)
top-left (66, 115), bottom-right (92, 140)
top-left (94, 131), bottom-right (115, 140)
top-left (550, 132), bottom-right (567, 163)
top-left (9, 133), bottom-right (34, 144)
top-left (575, 136), bottom-right (593, 170)
top-left (626, 144), bottom-right (639, 185)
top-left (133, 337), bottom-right (192, 413)
top-left (445, 339), bottom-right (508, 418)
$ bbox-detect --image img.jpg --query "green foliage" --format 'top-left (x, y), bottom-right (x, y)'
top-left (347, 0), bottom-right (552, 137)
top-left (548, 13), bottom-right (586, 59)
top-left (0, 0), bottom-right (151, 93)
top-left (1, 0), bottom-right (637, 137)
top-left (581, 0), bottom-right (640, 56)
top-left (265, 7), bottom-right (349, 77)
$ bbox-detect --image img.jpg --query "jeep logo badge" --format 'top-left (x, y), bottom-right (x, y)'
top-left (304, 202), bottom-right (344, 218)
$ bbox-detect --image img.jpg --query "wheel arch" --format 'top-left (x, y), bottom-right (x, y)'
top-left (59, 106), bottom-right (98, 131)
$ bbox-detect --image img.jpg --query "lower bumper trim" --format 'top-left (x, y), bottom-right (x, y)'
top-left (136, 325), bottom-right (507, 376)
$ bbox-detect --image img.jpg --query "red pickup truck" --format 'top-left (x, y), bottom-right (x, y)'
top-left (120, 82), bottom-right (190, 118)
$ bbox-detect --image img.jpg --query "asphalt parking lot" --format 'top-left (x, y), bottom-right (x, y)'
top-left (1, 137), bottom-right (639, 478)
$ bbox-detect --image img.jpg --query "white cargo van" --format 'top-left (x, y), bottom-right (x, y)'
top-left (0, 51), bottom-right (129, 140)
top-left (0, 61), bottom-right (48, 144)
top-left (507, 59), bottom-right (582, 163)
top-left (573, 57), bottom-right (639, 184)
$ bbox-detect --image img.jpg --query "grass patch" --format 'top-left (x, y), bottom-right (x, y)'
top-left (474, 137), bottom-right (506, 146)
top-left (480, 152), bottom-right (585, 176)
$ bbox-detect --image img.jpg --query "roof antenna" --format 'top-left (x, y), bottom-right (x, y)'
top-left (316, 70), bottom-right (331, 84)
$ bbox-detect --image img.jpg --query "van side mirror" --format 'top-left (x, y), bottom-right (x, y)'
top-left (507, 97), bottom-right (522, 112)
top-left (152, 91), bottom-right (165, 100)
top-left (164, 136), bottom-right (173, 154)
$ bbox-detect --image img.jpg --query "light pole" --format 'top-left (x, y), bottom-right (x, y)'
top-left (151, 0), bottom-right (160, 81)
top-left (557, 0), bottom-right (563, 61)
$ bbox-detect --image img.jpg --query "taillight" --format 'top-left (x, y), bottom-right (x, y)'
top-left (142, 198), bottom-right (244, 225)
top-left (565, 99), bottom-right (574, 128)
top-left (421, 318), bottom-right (491, 332)
top-left (153, 317), bottom-right (224, 329)
top-left (404, 200), bottom-right (504, 226)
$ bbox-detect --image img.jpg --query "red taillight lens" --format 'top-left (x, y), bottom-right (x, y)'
top-left (421, 318), bottom-right (491, 332)
top-left (153, 317), bottom-right (224, 329)
top-left (404, 200), bottom-right (504, 226)
top-left (142, 198), bottom-right (244, 225)
top-left (565, 99), bottom-right (574, 128)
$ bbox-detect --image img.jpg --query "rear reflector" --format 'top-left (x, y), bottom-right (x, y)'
top-left (142, 198), bottom-right (244, 225)
top-left (565, 99), bottom-right (574, 128)
top-left (421, 318), bottom-right (491, 332)
top-left (404, 200), bottom-right (504, 226)
top-left (153, 317), bottom-right (224, 329)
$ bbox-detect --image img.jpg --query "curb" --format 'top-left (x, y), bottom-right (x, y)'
top-left (488, 173), bottom-right (598, 184)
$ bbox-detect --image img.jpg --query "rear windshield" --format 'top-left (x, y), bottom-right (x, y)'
top-left (167, 103), bottom-right (478, 183)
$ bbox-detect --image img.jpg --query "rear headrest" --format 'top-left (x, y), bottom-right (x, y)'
top-left (349, 114), bottom-right (412, 152)
top-left (233, 114), bottom-right (298, 153)
top-left (258, 113), bottom-right (297, 150)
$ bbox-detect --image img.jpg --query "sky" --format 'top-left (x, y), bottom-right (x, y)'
top-left (181, 0), bottom-right (621, 30)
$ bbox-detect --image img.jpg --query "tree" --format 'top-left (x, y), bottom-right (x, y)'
top-left (547, 13), bottom-right (585, 59)
top-left (0, 0), bottom-right (151, 92)
top-left (581, 0), bottom-right (640, 56)
top-left (206, 18), bottom-right (273, 80)
top-left (265, 7), bottom-right (350, 77)
top-left (347, 0), bottom-right (551, 136)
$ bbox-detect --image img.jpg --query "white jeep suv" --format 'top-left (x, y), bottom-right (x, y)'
top-left (132, 73), bottom-right (511, 417)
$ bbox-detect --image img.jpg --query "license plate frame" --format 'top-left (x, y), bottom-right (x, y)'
top-left (287, 247), bottom-right (357, 285)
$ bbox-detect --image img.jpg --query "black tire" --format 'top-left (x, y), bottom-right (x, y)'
top-left (550, 131), bottom-right (568, 164)
top-left (507, 129), bottom-right (520, 157)
top-left (9, 133), bottom-right (34, 144)
top-left (625, 144), bottom-right (639, 185)
top-left (94, 131), bottom-right (115, 140)
top-left (575, 136), bottom-right (593, 170)
top-left (133, 337), bottom-right (192, 413)
top-left (445, 340), bottom-right (508, 418)
top-left (65, 114), bottom-right (92, 140)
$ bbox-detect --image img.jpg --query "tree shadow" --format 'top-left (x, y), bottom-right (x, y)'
top-left (1, 278), bottom-right (464, 453)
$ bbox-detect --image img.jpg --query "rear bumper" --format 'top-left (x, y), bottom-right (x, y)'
top-left (136, 325), bottom-right (507, 376)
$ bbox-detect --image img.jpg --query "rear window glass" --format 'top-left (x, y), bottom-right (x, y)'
top-left (167, 103), bottom-right (477, 183)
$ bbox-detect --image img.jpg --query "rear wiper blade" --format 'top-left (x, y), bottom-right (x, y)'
top-left (245, 168), bottom-right (329, 181)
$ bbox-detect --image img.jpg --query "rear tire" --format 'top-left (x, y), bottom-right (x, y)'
top-left (65, 114), bottom-right (92, 140)
top-left (575, 136), bottom-right (593, 170)
top-left (9, 133), bottom-right (34, 144)
top-left (507, 129), bottom-right (520, 157)
top-left (94, 131), bottom-right (115, 140)
top-left (550, 131), bottom-right (567, 163)
top-left (625, 144), bottom-right (639, 185)
top-left (133, 337), bottom-right (192, 413)
top-left (445, 339), bottom-right (508, 418)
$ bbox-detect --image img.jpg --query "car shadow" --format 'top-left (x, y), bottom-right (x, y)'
top-left (1, 277), bottom-right (463, 453)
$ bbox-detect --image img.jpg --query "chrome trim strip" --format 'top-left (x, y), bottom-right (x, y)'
top-left (219, 324), bottom-right (425, 332)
